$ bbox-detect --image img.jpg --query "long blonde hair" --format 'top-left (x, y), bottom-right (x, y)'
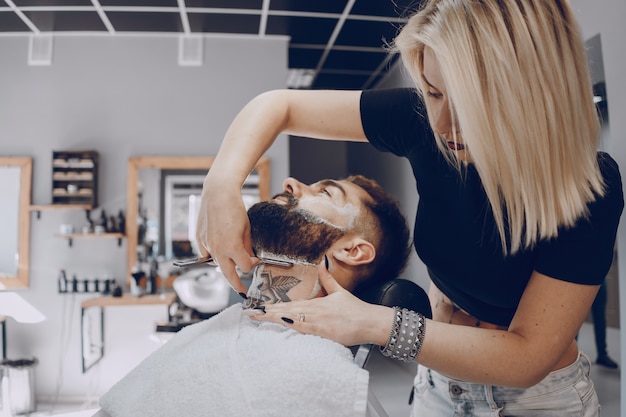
top-left (394, 0), bottom-right (604, 254)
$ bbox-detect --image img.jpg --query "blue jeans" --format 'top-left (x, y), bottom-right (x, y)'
top-left (410, 353), bottom-right (599, 416)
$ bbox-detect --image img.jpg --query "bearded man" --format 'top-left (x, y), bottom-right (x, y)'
top-left (96, 175), bottom-right (411, 417)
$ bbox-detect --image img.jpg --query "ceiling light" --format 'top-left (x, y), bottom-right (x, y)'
top-left (287, 69), bottom-right (316, 89)
top-left (178, 35), bottom-right (203, 67)
top-left (28, 35), bottom-right (53, 66)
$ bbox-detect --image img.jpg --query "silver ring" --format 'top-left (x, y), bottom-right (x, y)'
top-left (298, 313), bottom-right (305, 322)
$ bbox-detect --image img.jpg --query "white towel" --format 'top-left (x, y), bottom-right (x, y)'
top-left (99, 304), bottom-right (369, 417)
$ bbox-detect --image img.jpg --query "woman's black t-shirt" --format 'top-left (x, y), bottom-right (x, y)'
top-left (360, 88), bottom-right (624, 326)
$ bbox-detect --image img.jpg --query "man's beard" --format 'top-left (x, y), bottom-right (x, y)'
top-left (247, 192), bottom-right (347, 264)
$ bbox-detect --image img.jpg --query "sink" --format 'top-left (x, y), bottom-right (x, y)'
top-left (172, 267), bottom-right (231, 314)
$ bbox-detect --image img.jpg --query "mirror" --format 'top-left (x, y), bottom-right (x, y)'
top-left (0, 157), bottom-right (32, 290)
top-left (126, 156), bottom-right (271, 285)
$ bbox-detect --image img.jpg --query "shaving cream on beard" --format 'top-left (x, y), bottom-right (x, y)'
top-left (247, 193), bottom-right (347, 265)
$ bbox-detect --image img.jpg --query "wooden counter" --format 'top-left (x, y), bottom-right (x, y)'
top-left (81, 292), bottom-right (176, 309)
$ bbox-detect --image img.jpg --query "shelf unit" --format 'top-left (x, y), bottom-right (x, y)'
top-left (52, 150), bottom-right (99, 207)
top-left (54, 232), bottom-right (125, 247)
top-left (30, 205), bottom-right (125, 246)
top-left (30, 204), bottom-right (92, 219)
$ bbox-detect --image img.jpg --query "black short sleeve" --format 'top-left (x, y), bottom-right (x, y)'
top-left (360, 88), bottom-right (433, 157)
top-left (359, 88), bottom-right (624, 325)
top-left (535, 153), bottom-right (624, 285)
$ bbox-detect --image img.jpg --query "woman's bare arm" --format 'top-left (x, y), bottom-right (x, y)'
top-left (197, 89), bottom-right (366, 293)
top-left (258, 268), bottom-right (599, 388)
top-left (397, 271), bottom-right (597, 387)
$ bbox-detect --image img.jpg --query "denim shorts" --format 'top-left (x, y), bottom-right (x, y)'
top-left (410, 353), bottom-right (599, 417)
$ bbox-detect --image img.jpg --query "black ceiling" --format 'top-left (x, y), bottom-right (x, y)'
top-left (0, 0), bottom-right (424, 90)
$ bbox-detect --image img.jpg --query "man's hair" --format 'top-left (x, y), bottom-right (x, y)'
top-left (394, 0), bottom-right (604, 254)
top-left (345, 175), bottom-right (412, 297)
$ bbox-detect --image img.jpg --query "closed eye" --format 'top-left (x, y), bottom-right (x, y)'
top-left (426, 90), bottom-right (443, 99)
top-left (317, 179), bottom-right (347, 203)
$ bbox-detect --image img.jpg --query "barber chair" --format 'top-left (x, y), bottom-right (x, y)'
top-left (355, 279), bottom-right (432, 417)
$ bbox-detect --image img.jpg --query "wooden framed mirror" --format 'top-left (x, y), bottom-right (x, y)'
top-left (0, 157), bottom-right (32, 290)
top-left (126, 156), bottom-right (270, 286)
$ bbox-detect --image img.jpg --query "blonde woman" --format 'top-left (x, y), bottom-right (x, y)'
top-left (196, 0), bottom-right (623, 415)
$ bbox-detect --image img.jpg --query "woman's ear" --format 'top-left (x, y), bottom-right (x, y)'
top-left (332, 237), bottom-right (376, 266)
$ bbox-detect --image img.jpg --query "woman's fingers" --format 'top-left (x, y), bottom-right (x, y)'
top-left (251, 290), bottom-right (372, 346)
top-left (318, 255), bottom-right (345, 295)
top-left (196, 187), bottom-right (259, 295)
top-left (195, 210), bottom-right (211, 258)
top-left (232, 224), bottom-right (260, 273)
top-left (212, 242), bottom-right (259, 295)
top-left (251, 300), bottom-right (316, 333)
top-left (215, 258), bottom-right (248, 295)
top-left (247, 256), bottom-right (378, 346)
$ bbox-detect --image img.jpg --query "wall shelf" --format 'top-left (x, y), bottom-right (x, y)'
top-left (81, 292), bottom-right (176, 309)
top-left (55, 232), bottom-right (125, 247)
top-left (30, 204), bottom-right (92, 219)
top-left (31, 204), bottom-right (125, 246)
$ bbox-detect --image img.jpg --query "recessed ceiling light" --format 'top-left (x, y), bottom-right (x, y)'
top-left (287, 69), bottom-right (316, 89)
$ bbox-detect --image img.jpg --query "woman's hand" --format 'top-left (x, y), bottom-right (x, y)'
top-left (251, 258), bottom-right (394, 347)
top-left (196, 182), bottom-right (259, 295)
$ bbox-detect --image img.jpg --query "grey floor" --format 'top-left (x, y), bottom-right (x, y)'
top-left (367, 321), bottom-right (621, 417)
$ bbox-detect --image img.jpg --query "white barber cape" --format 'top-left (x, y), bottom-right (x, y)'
top-left (98, 303), bottom-right (369, 417)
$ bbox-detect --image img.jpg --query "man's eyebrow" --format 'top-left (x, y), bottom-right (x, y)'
top-left (318, 179), bottom-right (347, 199)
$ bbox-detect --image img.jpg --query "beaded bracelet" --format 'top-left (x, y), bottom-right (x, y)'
top-left (380, 307), bottom-right (426, 363)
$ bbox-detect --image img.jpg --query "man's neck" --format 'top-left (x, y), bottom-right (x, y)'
top-left (243, 260), bottom-right (322, 309)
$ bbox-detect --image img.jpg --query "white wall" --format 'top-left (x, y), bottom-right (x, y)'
top-left (0, 34), bottom-right (288, 400)
top-left (568, 1), bottom-right (626, 412)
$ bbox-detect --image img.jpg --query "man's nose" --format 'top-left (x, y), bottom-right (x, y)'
top-left (282, 177), bottom-right (308, 197)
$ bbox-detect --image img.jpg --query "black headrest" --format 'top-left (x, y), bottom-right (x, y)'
top-left (359, 278), bottom-right (432, 319)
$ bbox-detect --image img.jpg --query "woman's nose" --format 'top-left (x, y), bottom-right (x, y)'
top-left (282, 177), bottom-right (307, 197)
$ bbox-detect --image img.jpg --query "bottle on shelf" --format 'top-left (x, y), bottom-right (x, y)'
top-left (71, 275), bottom-right (79, 293)
top-left (146, 259), bottom-right (158, 295)
top-left (117, 210), bottom-right (126, 235)
top-left (58, 269), bottom-right (68, 293)
top-left (107, 216), bottom-right (118, 233)
top-left (130, 266), bottom-right (146, 297)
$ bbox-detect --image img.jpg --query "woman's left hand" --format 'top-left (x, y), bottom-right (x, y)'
top-left (251, 259), bottom-right (393, 347)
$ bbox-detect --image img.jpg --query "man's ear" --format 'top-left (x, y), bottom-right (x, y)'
top-left (331, 237), bottom-right (376, 266)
